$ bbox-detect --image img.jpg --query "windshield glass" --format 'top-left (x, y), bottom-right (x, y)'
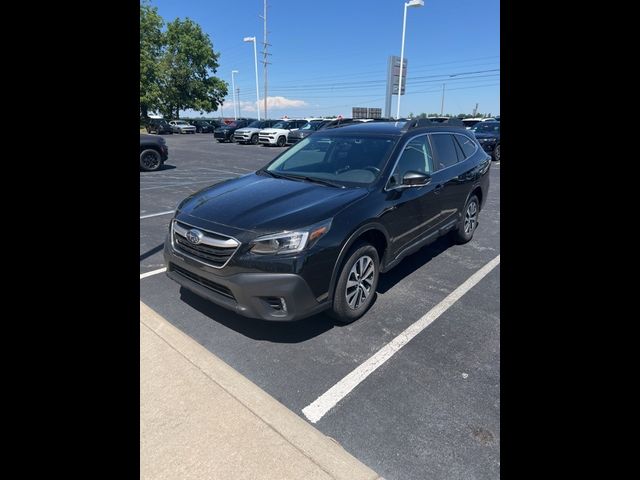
top-left (472, 123), bottom-right (500, 133)
top-left (301, 121), bottom-right (324, 131)
top-left (265, 134), bottom-right (397, 187)
top-left (175, 121), bottom-right (188, 125)
top-left (247, 120), bottom-right (263, 128)
top-left (272, 121), bottom-right (290, 129)
top-left (226, 122), bottom-right (238, 128)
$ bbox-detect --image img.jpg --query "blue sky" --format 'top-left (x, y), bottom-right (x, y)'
top-left (149, 0), bottom-right (500, 119)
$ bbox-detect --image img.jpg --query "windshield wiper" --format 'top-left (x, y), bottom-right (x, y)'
top-left (280, 173), bottom-right (345, 189)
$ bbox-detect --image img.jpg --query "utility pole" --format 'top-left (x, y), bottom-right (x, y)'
top-left (259, 0), bottom-right (271, 119)
top-left (473, 102), bottom-right (478, 116)
top-left (236, 87), bottom-right (241, 117)
top-left (440, 83), bottom-right (445, 116)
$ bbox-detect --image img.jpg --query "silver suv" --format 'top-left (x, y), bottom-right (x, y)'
top-left (233, 120), bottom-right (279, 145)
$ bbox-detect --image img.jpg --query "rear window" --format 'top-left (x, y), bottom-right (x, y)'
top-left (430, 134), bottom-right (459, 170)
top-left (455, 134), bottom-right (477, 158)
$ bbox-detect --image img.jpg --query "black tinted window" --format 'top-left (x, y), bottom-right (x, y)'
top-left (389, 135), bottom-right (434, 188)
top-left (430, 134), bottom-right (459, 169)
top-left (455, 134), bottom-right (477, 158)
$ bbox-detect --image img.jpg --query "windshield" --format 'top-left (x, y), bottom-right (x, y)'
top-left (272, 121), bottom-right (290, 129)
top-left (301, 121), bottom-right (324, 131)
top-left (472, 123), bottom-right (500, 133)
top-left (265, 134), bottom-right (397, 187)
top-left (175, 121), bottom-right (189, 125)
top-left (226, 122), bottom-right (238, 128)
top-left (247, 120), bottom-right (263, 128)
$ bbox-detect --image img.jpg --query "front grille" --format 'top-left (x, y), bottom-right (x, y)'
top-left (172, 221), bottom-right (239, 268)
top-left (170, 264), bottom-right (236, 301)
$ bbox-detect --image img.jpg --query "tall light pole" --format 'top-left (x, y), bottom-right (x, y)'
top-left (244, 36), bottom-right (261, 120)
top-left (440, 83), bottom-right (445, 115)
top-left (231, 70), bottom-right (239, 119)
top-left (396, 0), bottom-right (424, 120)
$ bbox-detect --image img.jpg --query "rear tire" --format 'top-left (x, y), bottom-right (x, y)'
top-left (492, 144), bottom-right (500, 161)
top-left (452, 194), bottom-right (480, 244)
top-left (330, 243), bottom-right (379, 324)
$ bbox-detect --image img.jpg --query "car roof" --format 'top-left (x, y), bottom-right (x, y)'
top-left (317, 119), bottom-right (471, 136)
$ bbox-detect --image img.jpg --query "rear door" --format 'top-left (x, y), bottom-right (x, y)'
top-left (429, 132), bottom-right (479, 228)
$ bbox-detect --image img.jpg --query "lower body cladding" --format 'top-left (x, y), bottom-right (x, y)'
top-left (164, 244), bottom-right (329, 321)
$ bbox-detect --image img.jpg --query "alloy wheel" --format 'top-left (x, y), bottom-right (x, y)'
top-left (345, 255), bottom-right (375, 310)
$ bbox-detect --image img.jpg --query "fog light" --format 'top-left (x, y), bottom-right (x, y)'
top-left (263, 297), bottom-right (287, 313)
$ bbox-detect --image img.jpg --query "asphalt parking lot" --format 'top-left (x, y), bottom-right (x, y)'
top-left (140, 133), bottom-right (500, 480)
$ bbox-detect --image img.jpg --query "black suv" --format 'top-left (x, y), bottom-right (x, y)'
top-left (471, 121), bottom-right (500, 161)
top-left (146, 118), bottom-right (173, 135)
top-left (164, 119), bottom-right (490, 323)
top-left (140, 134), bottom-right (169, 171)
top-left (190, 120), bottom-right (216, 133)
top-left (214, 119), bottom-right (255, 143)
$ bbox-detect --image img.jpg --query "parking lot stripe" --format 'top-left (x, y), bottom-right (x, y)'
top-left (140, 210), bottom-right (175, 219)
top-left (139, 178), bottom-right (235, 191)
top-left (302, 254), bottom-right (501, 424)
top-left (140, 267), bottom-right (167, 280)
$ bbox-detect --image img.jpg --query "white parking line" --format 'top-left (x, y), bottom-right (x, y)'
top-left (302, 254), bottom-right (501, 424)
top-left (140, 267), bottom-right (167, 279)
top-left (140, 210), bottom-right (175, 219)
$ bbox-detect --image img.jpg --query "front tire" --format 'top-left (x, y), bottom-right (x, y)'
top-left (276, 136), bottom-right (286, 147)
top-left (250, 134), bottom-right (258, 145)
top-left (452, 194), bottom-right (480, 244)
top-left (331, 243), bottom-right (379, 324)
top-left (140, 149), bottom-right (163, 172)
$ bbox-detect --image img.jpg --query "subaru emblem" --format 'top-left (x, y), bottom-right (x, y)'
top-left (186, 229), bottom-right (203, 245)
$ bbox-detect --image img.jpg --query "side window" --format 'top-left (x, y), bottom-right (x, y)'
top-left (388, 135), bottom-right (433, 187)
top-left (455, 134), bottom-right (477, 159)
top-left (430, 134), bottom-right (459, 170)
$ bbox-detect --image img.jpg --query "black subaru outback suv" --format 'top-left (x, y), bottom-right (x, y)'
top-left (164, 119), bottom-right (490, 323)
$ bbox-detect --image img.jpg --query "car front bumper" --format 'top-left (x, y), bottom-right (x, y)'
top-left (164, 241), bottom-right (328, 321)
top-left (215, 131), bottom-right (232, 140)
top-left (258, 136), bottom-right (278, 145)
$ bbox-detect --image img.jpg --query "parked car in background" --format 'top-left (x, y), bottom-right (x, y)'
top-left (286, 119), bottom-right (329, 144)
top-left (146, 118), bottom-right (173, 135)
top-left (169, 120), bottom-right (196, 134)
top-left (471, 121), bottom-right (500, 161)
top-left (140, 134), bottom-right (169, 172)
top-left (163, 119), bottom-right (490, 323)
top-left (234, 120), bottom-right (279, 144)
top-left (190, 120), bottom-right (216, 133)
top-left (259, 119), bottom-right (308, 146)
top-left (214, 118), bottom-right (255, 143)
top-left (462, 118), bottom-right (484, 129)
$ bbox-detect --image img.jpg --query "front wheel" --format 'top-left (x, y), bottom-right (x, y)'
top-left (276, 136), bottom-right (286, 147)
top-left (140, 149), bottom-right (163, 172)
top-left (250, 134), bottom-right (258, 145)
top-left (452, 194), bottom-right (480, 244)
top-left (331, 243), bottom-right (379, 324)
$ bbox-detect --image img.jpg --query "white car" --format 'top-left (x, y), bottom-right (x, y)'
top-left (168, 120), bottom-right (196, 134)
top-left (233, 119), bottom-right (279, 144)
top-left (258, 119), bottom-right (308, 147)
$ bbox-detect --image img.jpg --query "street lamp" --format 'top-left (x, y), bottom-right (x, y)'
top-left (243, 36), bottom-right (261, 120)
top-left (231, 70), bottom-right (239, 119)
top-left (396, 0), bottom-right (424, 120)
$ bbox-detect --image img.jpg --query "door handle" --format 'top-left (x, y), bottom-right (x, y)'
top-left (434, 184), bottom-right (444, 194)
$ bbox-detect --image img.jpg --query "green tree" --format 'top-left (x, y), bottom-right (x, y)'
top-left (140, 1), bottom-right (164, 119)
top-left (159, 18), bottom-right (228, 119)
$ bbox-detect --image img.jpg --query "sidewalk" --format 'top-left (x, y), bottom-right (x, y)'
top-left (140, 301), bottom-right (381, 480)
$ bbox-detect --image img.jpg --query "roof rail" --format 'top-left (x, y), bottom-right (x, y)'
top-left (401, 117), bottom-right (465, 131)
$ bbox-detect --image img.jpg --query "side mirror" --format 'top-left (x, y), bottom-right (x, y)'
top-left (402, 171), bottom-right (431, 187)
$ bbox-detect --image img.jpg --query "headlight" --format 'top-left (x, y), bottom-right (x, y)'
top-left (250, 219), bottom-right (332, 255)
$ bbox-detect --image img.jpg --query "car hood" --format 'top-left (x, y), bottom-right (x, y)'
top-left (176, 172), bottom-right (367, 234)
top-left (260, 128), bottom-right (290, 134)
top-left (473, 132), bottom-right (499, 139)
top-left (235, 128), bottom-right (260, 134)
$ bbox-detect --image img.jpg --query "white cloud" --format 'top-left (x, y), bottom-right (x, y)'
top-left (222, 96), bottom-right (308, 113)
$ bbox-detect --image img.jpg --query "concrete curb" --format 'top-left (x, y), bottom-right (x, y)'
top-left (140, 301), bottom-right (381, 480)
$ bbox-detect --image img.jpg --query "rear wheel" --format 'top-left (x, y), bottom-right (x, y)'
top-left (452, 194), bottom-right (479, 244)
top-left (140, 149), bottom-right (162, 172)
top-left (331, 243), bottom-right (379, 324)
